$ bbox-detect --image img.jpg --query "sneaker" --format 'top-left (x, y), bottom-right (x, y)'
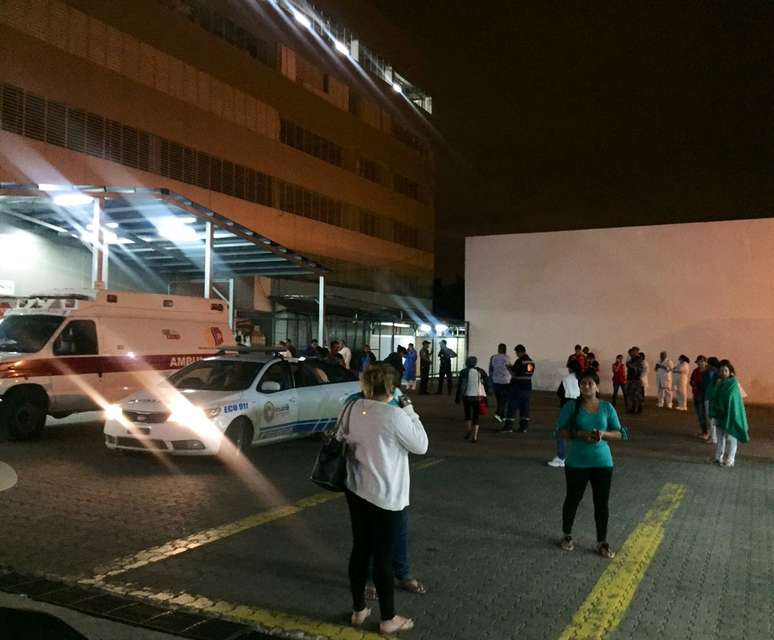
top-left (597, 542), bottom-right (616, 559)
top-left (558, 535), bottom-right (574, 551)
top-left (723, 460), bottom-right (735, 467)
top-left (493, 414), bottom-right (503, 423)
top-left (547, 457), bottom-right (565, 468)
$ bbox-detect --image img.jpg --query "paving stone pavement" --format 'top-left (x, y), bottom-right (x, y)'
top-left (0, 392), bottom-right (771, 639)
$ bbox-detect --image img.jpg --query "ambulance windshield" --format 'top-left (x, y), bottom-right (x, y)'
top-left (0, 315), bottom-right (64, 353)
top-left (169, 360), bottom-right (261, 391)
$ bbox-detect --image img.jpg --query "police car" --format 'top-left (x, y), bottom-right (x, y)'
top-left (103, 347), bottom-right (360, 456)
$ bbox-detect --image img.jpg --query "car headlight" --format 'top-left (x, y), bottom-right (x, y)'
top-left (104, 404), bottom-right (123, 421)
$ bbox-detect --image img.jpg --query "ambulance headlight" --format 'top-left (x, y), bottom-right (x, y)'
top-left (105, 404), bottom-right (123, 421)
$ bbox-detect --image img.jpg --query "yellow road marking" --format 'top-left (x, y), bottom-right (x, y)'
top-left (94, 457), bottom-right (444, 580)
top-left (85, 579), bottom-right (383, 640)
top-left (558, 482), bottom-right (687, 640)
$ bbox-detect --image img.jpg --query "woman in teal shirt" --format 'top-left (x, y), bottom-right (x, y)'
top-left (555, 370), bottom-right (624, 559)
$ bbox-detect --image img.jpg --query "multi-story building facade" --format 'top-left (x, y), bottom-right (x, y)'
top-left (0, 0), bottom-right (435, 314)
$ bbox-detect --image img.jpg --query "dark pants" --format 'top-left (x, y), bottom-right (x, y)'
top-left (367, 507), bottom-right (411, 581)
top-left (463, 396), bottom-right (481, 423)
top-left (626, 381), bottom-right (643, 413)
top-left (611, 382), bottom-right (627, 407)
top-left (493, 382), bottom-right (510, 418)
top-left (419, 363), bottom-right (430, 394)
top-left (437, 364), bottom-right (453, 394)
top-left (694, 397), bottom-right (707, 432)
top-left (562, 466), bottom-right (613, 542)
top-left (505, 385), bottom-right (531, 429)
top-left (346, 490), bottom-right (402, 620)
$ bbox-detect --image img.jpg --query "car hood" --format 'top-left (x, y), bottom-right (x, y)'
top-left (121, 389), bottom-right (243, 410)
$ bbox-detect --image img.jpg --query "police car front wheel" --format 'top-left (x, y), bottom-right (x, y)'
top-left (220, 418), bottom-right (253, 458)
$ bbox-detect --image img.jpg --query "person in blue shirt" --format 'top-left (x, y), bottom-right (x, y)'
top-left (555, 370), bottom-right (626, 559)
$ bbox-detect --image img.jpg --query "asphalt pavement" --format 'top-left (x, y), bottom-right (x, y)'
top-left (0, 390), bottom-right (771, 639)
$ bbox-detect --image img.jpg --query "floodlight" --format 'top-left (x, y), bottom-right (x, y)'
top-left (435, 323), bottom-right (448, 334)
top-left (419, 323), bottom-right (431, 333)
top-left (292, 8), bottom-right (311, 29)
top-left (334, 40), bottom-right (349, 55)
top-left (392, 82), bottom-right (403, 94)
top-left (53, 192), bottom-right (94, 207)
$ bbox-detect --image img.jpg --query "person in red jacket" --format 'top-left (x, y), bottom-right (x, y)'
top-left (611, 354), bottom-right (627, 407)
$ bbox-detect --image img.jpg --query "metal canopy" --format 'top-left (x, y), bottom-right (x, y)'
top-left (0, 183), bottom-right (327, 280)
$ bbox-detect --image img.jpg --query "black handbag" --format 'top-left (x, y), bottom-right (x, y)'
top-left (310, 399), bottom-right (356, 491)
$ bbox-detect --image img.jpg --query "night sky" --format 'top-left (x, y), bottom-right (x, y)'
top-left (370, 1), bottom-right (774, 286)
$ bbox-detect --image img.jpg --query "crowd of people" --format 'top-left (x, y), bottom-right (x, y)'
top-left (328, 341), bottom-right (750, 634)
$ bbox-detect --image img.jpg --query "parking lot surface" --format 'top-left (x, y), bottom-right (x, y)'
top-left (0, 392), bottom-right (772, 639)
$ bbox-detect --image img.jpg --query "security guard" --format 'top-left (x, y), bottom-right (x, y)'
top-left (501, 344), bottom-right (535, 433)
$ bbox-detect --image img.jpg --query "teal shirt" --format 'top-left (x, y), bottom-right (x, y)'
top-left (555, 399), bottom-right (623, 468)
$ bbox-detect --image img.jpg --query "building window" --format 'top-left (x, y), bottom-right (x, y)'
top-left (280, 119), bottom-right (343, 167)
top-left (394, 174), bottom-right (420, 202)
top-left (358, 158), bottom-right (380, 183)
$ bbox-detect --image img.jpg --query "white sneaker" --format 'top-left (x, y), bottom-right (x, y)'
top-left (493, 414), bottom-right (503, 423)
top-left (547, 457), bottom-right (565, 468)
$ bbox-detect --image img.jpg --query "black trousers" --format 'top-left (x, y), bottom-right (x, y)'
top-left (346, 489), bottom-right (402, 620)
top-left (611, 382), bottom-right (627, 407)
top-left (562, 466), bottom-right (613, 542)
top-left (437, 364), bottom-right (453, 394)
top-left (419, 363), bottom-right (430, 393)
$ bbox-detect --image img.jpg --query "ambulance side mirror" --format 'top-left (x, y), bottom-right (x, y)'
top-left (260, 381), bottom-right (281, 393)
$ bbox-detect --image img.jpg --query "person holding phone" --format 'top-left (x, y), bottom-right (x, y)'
top-left (555, 370), bottom-right (625, 559)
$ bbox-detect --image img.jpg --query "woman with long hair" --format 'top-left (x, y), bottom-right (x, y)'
top-left (555, 370), bottom-right (625, 558)
top-left (342, 363), bottom-right (428, 634)
top-left (709, 359), bottom-right (750, 467)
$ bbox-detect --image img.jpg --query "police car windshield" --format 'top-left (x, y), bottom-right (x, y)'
top-left (168, 360), bottom-right (261, 391)
top-left (0, 315), bottom-right (64, 353)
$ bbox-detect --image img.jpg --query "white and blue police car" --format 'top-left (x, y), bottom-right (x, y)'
top-left (103, 346), bottom-right (360, 456)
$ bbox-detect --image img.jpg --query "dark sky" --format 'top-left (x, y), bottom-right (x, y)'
top-left (370, 1), bottom-right (774, 281)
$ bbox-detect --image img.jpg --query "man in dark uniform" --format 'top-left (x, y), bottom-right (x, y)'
top-left (436, 339), bottom-right (456, 395)
top-left (419, 340), bottom-right (432, 394)
top-left (501, 344), bottom-right (535, 433)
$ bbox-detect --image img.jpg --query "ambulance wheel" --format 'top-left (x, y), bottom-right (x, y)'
top-left (221, 418), bottom-right (253, 458)
top-left (3, 388), bottom-right (47, 441)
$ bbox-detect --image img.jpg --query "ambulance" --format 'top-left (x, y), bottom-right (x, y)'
top-left (0, 289), bottom-right (233, 441)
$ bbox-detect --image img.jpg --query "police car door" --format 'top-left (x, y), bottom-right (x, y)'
top-left (49, 319), bottom-right (103, 414)
top-left (254, 361), bottom-right (299, 443)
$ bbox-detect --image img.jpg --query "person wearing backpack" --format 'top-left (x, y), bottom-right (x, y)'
top-left (555, 370), bottom-right (626, 559)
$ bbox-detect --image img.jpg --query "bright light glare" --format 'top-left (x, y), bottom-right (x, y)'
top-left (104, 404), bottom-right (123, 421)
top-left (156, 218), bottom-right (200, 242)
top-left (167, 400), bottom-right (207, 425)
top-left (80, 229), bottom-right (131, 245)
top-left (435, 323), bottom-right (448, 334)
top-left (53, 192), bottom-right (94, 207)
top-left (0, 231), bottom-right (39, 269)
top-left (38, 183), bottom-right (67, 191)
top-left (392, 82), bottom-right (403, 94)
top-left (291, 8), bottom-right (311, 29)
top-left (334, 40), bottom-right (349, 55)
top-left (419, 323), bottom-right (431, 333)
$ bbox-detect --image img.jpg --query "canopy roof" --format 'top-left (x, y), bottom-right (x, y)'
top-left (0, 183), bottom-right (326, 279)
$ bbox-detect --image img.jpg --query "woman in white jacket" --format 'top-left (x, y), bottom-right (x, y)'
top-left (343, 363), bottom-right (428, 635)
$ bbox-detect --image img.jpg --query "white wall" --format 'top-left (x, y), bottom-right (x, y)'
top-left (466, 218), bottom-right (774, 403)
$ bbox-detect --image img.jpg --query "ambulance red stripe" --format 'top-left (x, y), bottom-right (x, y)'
top-left (0, 353), bottom-right (213, 379)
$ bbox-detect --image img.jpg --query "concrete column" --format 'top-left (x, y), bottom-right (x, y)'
top-left (204, 221), bottom-right (213, 299)
top-left (317, 275), bottom-right (325, 345)
top-left (91, 199), bottom-right (105, 289)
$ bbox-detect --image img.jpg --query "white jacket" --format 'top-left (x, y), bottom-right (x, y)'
top-left (342, 399), bottom-right (428, 511)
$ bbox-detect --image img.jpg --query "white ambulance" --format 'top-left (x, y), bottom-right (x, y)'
top-left (0, 289), bottom-right (233, 441)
